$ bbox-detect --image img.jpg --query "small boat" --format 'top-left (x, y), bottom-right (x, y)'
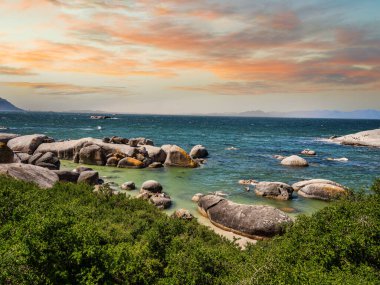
top-left (0, 126), bottom-right (9, 130)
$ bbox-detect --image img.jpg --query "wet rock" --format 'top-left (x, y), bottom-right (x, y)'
top-left (121, 181), bottom-right (136, 190)
top-left (190, 145), bottom-right (209, 159)
top-left (281, 155), bottom-right (309, 167)
top-left (0, 163), bottom-right (59, 188)
top-left (255, 182), bottom-right (293, 200)
top-left (301, 149), bottom-right (316, 155)
top-left (198, 195), bottom-right (292, 239)
top-left (148, 162), bottom-right (163, 168)
top-left (7, 134), bottom-right (49, 154)
top-left (331, 129), bottom-right (380, 148)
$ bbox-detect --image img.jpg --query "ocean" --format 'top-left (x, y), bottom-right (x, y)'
top-left (1, 112), bottom-right (379, 217)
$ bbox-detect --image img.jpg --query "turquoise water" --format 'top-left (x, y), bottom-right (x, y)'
top-left (1, 112), bottom-right (380, 216)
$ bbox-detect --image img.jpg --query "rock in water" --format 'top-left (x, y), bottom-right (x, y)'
top-left (190, 145), bottom-right (209, 159)
top-left (198, 195), bottom-right (292, 239)
top-left (141, 180), bottom-right (163, 193)
top-left (301, 149), bottom-right (316, 155)
top-left (281, 155), bottom-right (309, 167)
top-left (191, 193), bottom-right (204, 202)
top-left (164, 145), bottom-right (199, 168)
top-left (0, 163), bottom-right (59, 188)
top-left (149, 194), bottom-right (172, 209)
top-left (292, 179), bottom-right (348, 201)
top-left (255, 182), bottom-right (293, 200)
top-left (77, 170), bottom-right (100, 185)
top-left (7, 134), bottom-right (49, 154)
top-left (331, 129), bottom-right (380, 148)
top-left (121, 181), bottom-right (136, 190)
top-left (79, 144), bottom-right (106, 166)
top-left (0, 142), bottom-right (14, 163)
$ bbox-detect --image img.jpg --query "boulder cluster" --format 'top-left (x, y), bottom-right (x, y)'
top-left (136, 180), bottom-right (172, 209)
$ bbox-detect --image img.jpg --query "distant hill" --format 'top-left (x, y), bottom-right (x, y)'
top-left (208, 109), bottom-right (380, 119)
top-left (0, 98), bottom-right (23, 112)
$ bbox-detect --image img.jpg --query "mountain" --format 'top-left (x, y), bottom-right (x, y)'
top-left (0, 97), bottom-right (23, 112)
top-left (209, 109), bottom-right (380, 119)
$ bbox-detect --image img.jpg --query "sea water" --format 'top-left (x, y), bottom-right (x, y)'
top-left (1, 112), bottom-right (379, 217)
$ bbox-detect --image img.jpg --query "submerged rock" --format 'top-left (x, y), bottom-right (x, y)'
top-left (0, 163), bottom-right (59, 188)
top-left (281, 155), bottom-right (309, 167)
top-left (301, 149), bottom-right (316, 156)
top-left (198, 195), bottom-right (292, 239)
top-left (255, 182), bottom-right (293, 200)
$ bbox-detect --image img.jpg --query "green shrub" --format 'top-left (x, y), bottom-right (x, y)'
top-left (0, 175), bottom-right (379, 284)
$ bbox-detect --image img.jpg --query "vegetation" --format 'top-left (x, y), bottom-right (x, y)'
top-left (0, 175), bottom-right (379, 284)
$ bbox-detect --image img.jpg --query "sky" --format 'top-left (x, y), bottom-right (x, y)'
top-left (0, 0), bottom-right (379, 114)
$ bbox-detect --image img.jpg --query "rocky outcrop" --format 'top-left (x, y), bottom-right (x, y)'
top-left (7, 134), bottom-right (50, 154)
top-left (331, 129), bottom-right (380, 148)
top-left (137, 180), bottom-right (172, 209)
top-left (190, 145), bottom-right (208, 159)
top-left (0, 142), bottom-right (14, 163)
top-left (292, 179), bottom-right (348, 201)
top-left (164, 145), bottom-right (199, 168)
top-left (0, 133), bottom-right (19, 143)
top-left (198, 195), bottom-right (292, 239)
top-left (79, 144), bottom-right (106, 166)
top-left (255, 182), bottom-right (293, 200)
top-left (281, 155), bottom-right (309, 167)
top-left (0, 163), bottom-right (59, 188)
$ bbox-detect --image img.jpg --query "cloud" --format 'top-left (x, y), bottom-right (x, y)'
top-left (0, 66), bottom-right (36, 76)
top-left (0, 81), bottom-right (129, 96)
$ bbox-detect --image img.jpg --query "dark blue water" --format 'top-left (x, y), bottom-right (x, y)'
top-left (1, 112), bottom-right (379, 215)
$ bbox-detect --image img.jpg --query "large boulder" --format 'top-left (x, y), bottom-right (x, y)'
top-left (0, 163), bottom-right (59, 188)
top-left (117, 157), bottom-right (144, 168)
top-left (53, 170), bottom-right (80, 183)
top-left (34, 152), bottom-right (60, 170)
top-left (7, 134), bottom-right (49, 154)
top-left (141, 180), bottom-right (163, 193)
top-left (0, 133), bottom-right (19, 143)
top-left (198, 195), bottom-right (292, 239)
top-left (190, 145), bottom-right (209, 159)
top-left (0, 142), bottom-right (14, 163)
top-left (281, 155), bottom-right (309, 167)
top-left (255, 182), bottom-right (293, 200)
top-left (79, 144), bottom-right (106, 166)
top-left (77, 170), bottom-right (99, 185)
top-left (292, 179), bottom-right (348, 201)
top-left (164, 145), bottom-right (199, 168)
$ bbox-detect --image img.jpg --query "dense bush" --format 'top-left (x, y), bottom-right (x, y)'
top-left (0, 175), bottom-right (379, 284)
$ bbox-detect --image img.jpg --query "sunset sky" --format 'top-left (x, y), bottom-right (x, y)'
top-left (0, 0), bottom-right (379, 113)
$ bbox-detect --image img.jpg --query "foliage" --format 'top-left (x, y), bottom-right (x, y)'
top-left (0, 175), bottom-right (379, 284)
